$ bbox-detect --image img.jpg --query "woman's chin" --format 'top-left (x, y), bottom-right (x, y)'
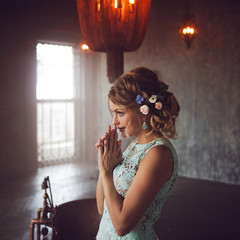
top-left (119, 130), bottom-right (127, 138)
top-left (121, 132), bottom-right (126, 138)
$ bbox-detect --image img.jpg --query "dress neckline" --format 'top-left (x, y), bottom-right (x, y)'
top-left (135, 137), bottom-right (165, 146)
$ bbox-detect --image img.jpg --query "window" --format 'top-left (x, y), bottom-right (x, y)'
top-left (36, 43), bottom-right (82, 165)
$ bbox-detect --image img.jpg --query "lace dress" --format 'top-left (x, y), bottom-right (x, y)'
top-left (96, 138), bottom-right (178, 240)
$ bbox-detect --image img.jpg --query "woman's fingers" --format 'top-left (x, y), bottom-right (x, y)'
top-left (117, 139), bottom-right (122, 156)
top-left (103, 138), bottom-right (108, 155)
top-left (95, 138), bottom-right (102, 149)
top-left (99, 125), bottom-right (116, 147)
top-left (108, 128), bottom-right (117, 152)
top-left (97, 125), bottom-right (120, 173)
top-left (101, 133), bottom-right (107, 141)
top-left (113, 130), bottom-right (118, 152)
top-left (98, 130), bottom-right (110, 151)
top-left (107, 125), bottom-right (111, 135)
top-left (117, 139), bottom-right (122, 149)
top-left (96, 130), bottom-right (108, 150)
top-left (98, 139), bottom-right (104, 155)
top-left (101, 125), bottom-right (119, 149)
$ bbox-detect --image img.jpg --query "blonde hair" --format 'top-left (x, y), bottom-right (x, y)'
top-left (108, 67), bottom-right (180, 139)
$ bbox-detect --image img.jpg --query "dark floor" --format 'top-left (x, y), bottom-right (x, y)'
top-left (0, 162), bottom-right (98, 240)
top-left (0, 162), bottom-right (240, 240)
top-left (154, 177), bottom-right (240, 240)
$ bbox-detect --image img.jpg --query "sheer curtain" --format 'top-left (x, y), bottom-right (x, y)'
top-left (36, 42), bottom-right (86, 165)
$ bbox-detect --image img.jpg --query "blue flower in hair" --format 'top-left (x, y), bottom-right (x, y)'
top-left (135, 94), bottom-right (145, 105)
top-left (157, 93), bottom-right (165, 102)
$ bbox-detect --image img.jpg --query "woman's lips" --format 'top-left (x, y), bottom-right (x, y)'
top-left (118, 127), bottom-right (125, 132)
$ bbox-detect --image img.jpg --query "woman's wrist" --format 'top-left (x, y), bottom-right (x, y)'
top-left (100, 170), bottom-right (113, 179)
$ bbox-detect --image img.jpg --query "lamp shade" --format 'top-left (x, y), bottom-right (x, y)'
top-left (77, 0), bottom-right (151, 82)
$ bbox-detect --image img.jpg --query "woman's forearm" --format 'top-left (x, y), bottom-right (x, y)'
top-left (96, 174), bottom-right (105, 215)
top-left (101, 171), bottom-right (126, 236)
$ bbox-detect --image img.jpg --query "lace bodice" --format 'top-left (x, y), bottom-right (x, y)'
top-left (96, 138), bottom-right (178, 240)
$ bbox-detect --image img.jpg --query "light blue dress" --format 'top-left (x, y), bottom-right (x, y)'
top-left (96, 138), bottom-right (178, 240)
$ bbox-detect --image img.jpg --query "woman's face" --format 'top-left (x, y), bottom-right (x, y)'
top-left (109, 100), bottom-right (142, 138)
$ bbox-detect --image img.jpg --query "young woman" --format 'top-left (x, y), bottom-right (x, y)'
top-left (95, 67), bottom-right (180, 239)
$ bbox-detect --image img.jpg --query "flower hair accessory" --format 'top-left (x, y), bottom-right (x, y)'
top-left (155, 101), bottom-right (162, 110)
top-left (149, 95), bottom-right (157, 103)
top-left (135, 83), bottom-right (169, 119)
top-left (140, 105), bottom-right (149, 115)
top-left (135, 94), bottom-right (145, 105)
top-left (135, 95), bottom-right (149, 115)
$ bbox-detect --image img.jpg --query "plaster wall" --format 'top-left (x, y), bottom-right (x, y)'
top-left (96, 0), bottom-right (240, 184)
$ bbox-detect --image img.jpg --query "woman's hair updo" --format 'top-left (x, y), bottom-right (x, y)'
top-left (108, 67), bottom-right (180, 139)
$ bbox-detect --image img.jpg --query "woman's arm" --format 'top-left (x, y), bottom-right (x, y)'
top-left (100, 140), bottom-right (174, 236)
top-left (95, 130), bottom-right (108, 216)
top-left (96, 174), bottom-right (105, 215)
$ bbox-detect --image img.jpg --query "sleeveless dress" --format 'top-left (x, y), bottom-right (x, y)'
top-left (96, 138), bottom-right (178, 240)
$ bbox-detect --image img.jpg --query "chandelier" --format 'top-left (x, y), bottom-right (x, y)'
top-left (77, 0), bottom-right (152, 82)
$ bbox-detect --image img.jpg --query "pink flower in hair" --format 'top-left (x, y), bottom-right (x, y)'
top-left (140, 105), bottom-right (149, 115)
top-left (155, 102), bottom-right (163, 110)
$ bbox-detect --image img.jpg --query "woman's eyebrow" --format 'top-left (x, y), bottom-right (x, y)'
top-left (111, 108), bottom-right (123, 112)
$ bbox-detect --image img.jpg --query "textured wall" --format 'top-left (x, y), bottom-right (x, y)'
top-left (96, 0), bottom-right (240, 184)
top-left (0, 0), bottom-right (239, 185)
top-left (123, 0), bottom-right (240, 184)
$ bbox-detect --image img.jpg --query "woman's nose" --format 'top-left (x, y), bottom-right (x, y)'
top-left (112, 115), bottom-right (119, 125)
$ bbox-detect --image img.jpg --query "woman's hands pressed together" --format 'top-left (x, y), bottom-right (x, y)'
top-left (96, 125), bottom-right (122, 174)
top-left (95, 125), bottom-right (122, 216)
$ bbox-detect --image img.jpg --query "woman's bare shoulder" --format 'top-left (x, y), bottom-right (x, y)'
top-left (139, 144), bottom-right (174, 182)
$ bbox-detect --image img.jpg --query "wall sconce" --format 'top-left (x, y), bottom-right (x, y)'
top-left (179, 13), bottom-right (198, 49)
top-left (77, 0), bottom-right (152, 82)
top-left (81, 43), bottom-right (90, 51)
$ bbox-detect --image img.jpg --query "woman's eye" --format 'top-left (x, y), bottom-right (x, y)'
top-left (117, 112), bottom-right (124, 116)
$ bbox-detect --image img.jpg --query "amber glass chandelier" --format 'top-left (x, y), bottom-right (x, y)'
top-left (77, 0), bottom-right (151, 82)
